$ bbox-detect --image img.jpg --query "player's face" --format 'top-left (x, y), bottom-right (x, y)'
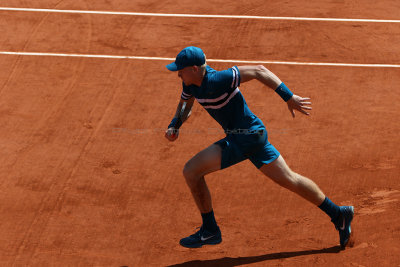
top-left (178, 66), bottom-right (196, 86)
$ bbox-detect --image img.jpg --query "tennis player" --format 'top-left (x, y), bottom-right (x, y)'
top-left (165, 46), bottom-right (354, 249)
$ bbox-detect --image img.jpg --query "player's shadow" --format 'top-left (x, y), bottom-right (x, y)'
top-left (168, 245), bottom-right (341, 267)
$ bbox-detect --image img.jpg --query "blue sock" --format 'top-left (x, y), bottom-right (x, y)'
top-left (201, 210), bottom-right (218, 232)
top-left (318, 197), bottom-right (341, 223)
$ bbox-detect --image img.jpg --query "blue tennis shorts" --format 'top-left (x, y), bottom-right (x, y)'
top-left (214, 127), bottom-right (280, 169)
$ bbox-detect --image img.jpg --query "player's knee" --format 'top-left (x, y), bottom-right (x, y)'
top-left (275, 170), bottom-right (298, 189)
top-left (183, 161), bottom-right (197, 183)
top-left (289, 172), bottom-right (301, 185)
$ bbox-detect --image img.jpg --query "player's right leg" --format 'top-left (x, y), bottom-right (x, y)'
top-left (180, 143), bottom-right (223, 248)
top-left (180, 134), bottom-right (253, 248)
top-left (182, 143), bottom-right (222, 214)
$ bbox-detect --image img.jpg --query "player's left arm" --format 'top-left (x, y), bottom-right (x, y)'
top-left (165, 97), bottom-right (195, 142)
top-left (173, 96), bottom-right (194, 123)
top-left (237, 65), bottom-right (312, 117)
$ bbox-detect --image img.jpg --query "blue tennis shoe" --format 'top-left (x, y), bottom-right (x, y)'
top-left (335, 206), bottom-right (354, 248)
top-left (180, 226), bottom-right (222, 248)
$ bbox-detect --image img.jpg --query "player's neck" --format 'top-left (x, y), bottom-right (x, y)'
top-left (192, 68), bottom-right (206, 87)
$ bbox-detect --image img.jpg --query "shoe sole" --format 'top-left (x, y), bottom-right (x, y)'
top-left (180, 238), bottom-right (222, 248)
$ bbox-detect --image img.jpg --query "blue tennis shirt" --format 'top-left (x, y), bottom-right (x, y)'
top-left (181, 65), bottom-right (265, 132)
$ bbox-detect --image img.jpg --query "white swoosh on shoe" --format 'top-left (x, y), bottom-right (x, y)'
top-left (340, 219), bottom-right (345, 230)
top-left (201, 235), bottom-right (214, 241)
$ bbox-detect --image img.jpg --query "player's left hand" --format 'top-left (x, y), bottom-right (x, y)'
top-left (165, 127), bottom-right (179, 141)
top-left (287, 95), bottom-right (312, 118)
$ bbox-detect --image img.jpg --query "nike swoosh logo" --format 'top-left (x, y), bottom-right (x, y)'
top-left (340, 219), bottom-right (345, 230)
top-left (201, 235), bottom-right (214, 241)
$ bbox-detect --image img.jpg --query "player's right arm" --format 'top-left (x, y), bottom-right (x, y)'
top-left (165, 97), bottom-right (194, 142)
top-left (238, 65), bottom-right (282, 89)
top-left (238, 65), bottom-right (311, 117)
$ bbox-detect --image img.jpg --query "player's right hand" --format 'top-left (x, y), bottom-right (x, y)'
top-left (286, 94), bottom-right (312, 118)
top-left (165, 127), bottom-right (179, 141)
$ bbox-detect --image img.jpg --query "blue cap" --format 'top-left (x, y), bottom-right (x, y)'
top-left (166, 46), bottom-right (206, 71)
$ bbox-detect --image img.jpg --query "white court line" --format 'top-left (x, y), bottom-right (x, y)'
top-left (0, 7), bottom-right (400, 23)
top-left (1, 51), bottom-right (399, 68)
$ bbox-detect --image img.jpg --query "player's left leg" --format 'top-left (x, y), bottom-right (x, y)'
top-left (259, 155), bottom-right (354, 248)
top-left (259, 155), bottom-right (325, 205)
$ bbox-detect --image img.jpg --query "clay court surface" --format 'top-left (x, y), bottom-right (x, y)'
top-left (1, 1), bottom-right (400, 266)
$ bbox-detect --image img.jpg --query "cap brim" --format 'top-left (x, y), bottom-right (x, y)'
top-left (166, 62), bottom-right (179, 71)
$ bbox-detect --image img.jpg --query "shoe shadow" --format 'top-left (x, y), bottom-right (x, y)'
top-left (168, 245), bottom-right (341, 267)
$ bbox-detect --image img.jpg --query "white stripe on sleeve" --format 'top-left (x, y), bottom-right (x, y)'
top-left (233, 66), bottom-right (239, 88)
top-left (231, 68), bottom-right (236, 88)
